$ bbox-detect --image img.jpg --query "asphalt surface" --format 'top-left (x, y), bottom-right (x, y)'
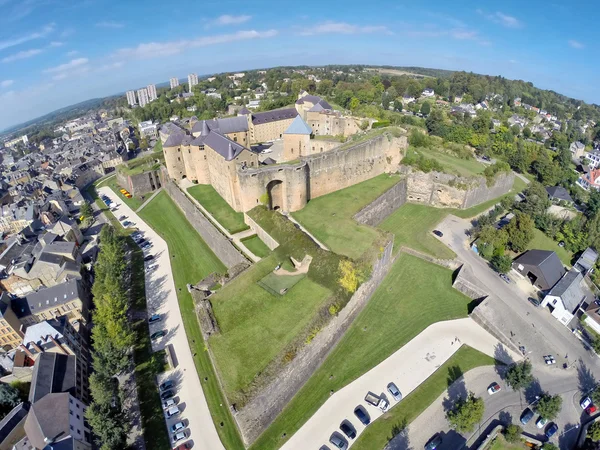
top-left (100, 187), bottom-right (225, 450)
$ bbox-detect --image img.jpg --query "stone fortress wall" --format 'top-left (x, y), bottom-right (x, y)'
top-left (116, 169), bottom-right (162, 197)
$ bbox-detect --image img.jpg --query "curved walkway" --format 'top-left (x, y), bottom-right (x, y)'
top-left (282, 318), bottom-right (521, 450)
top-left (99, 187), bottom-right (225, 450)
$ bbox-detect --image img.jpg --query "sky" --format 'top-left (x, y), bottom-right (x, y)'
top-left (0, 0), bottom-right (597, 131)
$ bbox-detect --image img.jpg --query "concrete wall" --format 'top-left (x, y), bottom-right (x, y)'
top-left (452, 264), bottom-right (489, 300)
top-left (235, 239), bottom-right (395, 444)
top-left (162, 180), bottom-right (247, 269)
top-left (354, 178), bottom-right (407, 226)
top-left (244, 213), bottom-right (279, 250)
top-left (117, 169), bottom-right (162, 197)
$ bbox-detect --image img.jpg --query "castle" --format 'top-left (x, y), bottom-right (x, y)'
top-left (161, 92), bottom-right (405, 213)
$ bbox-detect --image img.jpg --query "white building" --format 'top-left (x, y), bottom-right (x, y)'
top-left (188, 73), bottom-right (198, 92)
top-left (585, 150), bottom-right (600, 169)
top-left (170, 77), bottom-right (179, 89)
top-left (541, 269), bottom-right (590, 326)
top-left (147, 84), bottom-right (157, 101)
top-left (137, 88), bottom-right (149, 107)
top-left (422, 88), bottom-right (435, 97)
top-left (139, 120), bottom-right (158, 138)
top-left (126, 90), bottom-right (136, 107)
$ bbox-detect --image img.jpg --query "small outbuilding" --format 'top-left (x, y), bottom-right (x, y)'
top-left (545, 186), bottom-right (573, 204)
top-left (512, 250), bottom-right (565, 291)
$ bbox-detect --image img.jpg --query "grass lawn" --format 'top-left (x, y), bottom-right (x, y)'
top-left (411, 147), bottom-right (486, 177)
top-left (292, 174), bottom-right (401, 260)
top-left (209, 254), bottom-right (331, 405)
top-left (187, 184), bottom-right (249, 234)
top-left (526, 228), bottom-right (573, 266)
top-left (352, 346), bottom-right (496, 450)
top-left (118, 152), bottom-right (164, 176)
top-left (138, 191), bottom-right (245, 450)
top-left (251, 253), bottom-right (473, 450)
top-left (241, 235), bottom-right (271, 258)
top-left (486, 435), bottom-right (526, 450)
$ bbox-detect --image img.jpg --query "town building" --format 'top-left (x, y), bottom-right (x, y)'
top-left (170, 77), bottom-right (179, 89)
top-left (126, 90), bottom-right (136, 107)
top-left (188, 73), bottom-right (198, 92)
top-left (578, 168), bottom-right (600, 191)
top-left (570, 141), bottom-right (586, 161)
top-left (137, 87), bottom-right (149, 107)
top-left (541, 269), bottom-right (591, 326)
top-left (545, 186), bottom-right (573, 204)
top-left (512, 250), bottom-right (565, 291)
top-left (147, 84), bottom-right (157, 101)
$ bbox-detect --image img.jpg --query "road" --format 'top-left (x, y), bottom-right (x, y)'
top-left (100, 187), bottom-right (225, 450)
top-left (281, 318), bottom-right (520, 450)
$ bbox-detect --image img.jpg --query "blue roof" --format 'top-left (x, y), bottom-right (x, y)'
top-left (284, 116), bottom-right (312, 135)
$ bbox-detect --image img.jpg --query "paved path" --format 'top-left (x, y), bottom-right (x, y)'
top-left (100, 187), bottom-right (225, 450)
top-left (136, 188), bottom-right (163, 212)
top-left (282, 318), bottom-right (521, 450)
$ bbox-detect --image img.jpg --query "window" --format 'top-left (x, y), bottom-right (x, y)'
top-left (77, 414), bottom-right (80, 419)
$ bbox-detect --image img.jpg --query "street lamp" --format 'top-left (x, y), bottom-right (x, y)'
top-left (561, 423), bottom-right (580, 436)
top-left (527, 395), bottom-right (540, 407)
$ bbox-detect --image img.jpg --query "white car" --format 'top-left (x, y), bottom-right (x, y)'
top-left (581, 397), bottom-right (592, 409)
top-left (487, 383), bottom-right (501, 395)
top-left (536, 416), bottom-right (548, 429)
top-left (172, 431), bottom-right (186, 443)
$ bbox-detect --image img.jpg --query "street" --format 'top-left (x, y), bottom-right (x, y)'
top-left (99, 187), bottom-right (225, 450)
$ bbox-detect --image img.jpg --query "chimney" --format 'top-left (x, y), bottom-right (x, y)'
top-left (19, 344), bottom-right (34, 359)
top-left (30, 341), bottom-right (44, 354)
top-left (47, 335), bottom-right (68, 355)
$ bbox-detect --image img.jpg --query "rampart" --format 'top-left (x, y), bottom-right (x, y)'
top-left (353, 178), bottom-right (407, 226)
top-left (243, 213), bottom-right (279, 250)
top-left (236, 239), bottom-right (396, 444)
top-left (117, 169), bottom-right (162, 197)
top-left (162, 179), bottom-right (248, 269)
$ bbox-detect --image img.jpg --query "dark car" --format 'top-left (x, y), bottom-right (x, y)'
top-left (159, 380), bottom-right (173, 391)
top-left (499, 273), bottom-right (511, 284)
top-left (387, 382), bottom-right (402, 401)
top-left (160, 389), bottom-right (174, 400)
top-left (432, 230), bottom-right (443, 237)
top-left (528, 297), bottom-right (541, 307)
top-left (329, 433), bottom-right (348, 450)
top-left (150, 330), bottom-right (166, 340)
top-left (144, 255), bottom-right (154, 262)
top-left (339, 421), bottom-right (356, 439)
top-left (520, 407), bottom-right (534, 425)
top-left (354, 406), bottom-right (370, 425)
top-left (425, 433), bottom-right (442, 450)
top-left (148, 314), bottom-right (161, 324)
top-left (136, 239), bottom-right (147, 246)
top-left (545, 422), bottom-right (558, 438)
top-left (174, 443), bottom-right (192, 450)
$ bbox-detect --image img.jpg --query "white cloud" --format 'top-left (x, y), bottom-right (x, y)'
top-left (477, 10), bottom-right (522, 28)
top-left (0, 22), bottom-right (55, 51)
top-left (213, 14), bottom-right (251, 25)
top-left (98, 61), bottom-right (124, 71)
top-left (112, 29), bottom-right (278, 60)
top-left (66, 50), bottom-right (78, 56)
top-left (0, 79), bottom-right (14, 88)
top-left (59, 28), bottom-right (75, 38)
top-left (95, 21), bottom-right (125, 29)
top-left (49, 41), bottom-right (64, 47)
top-left (299, 21), bottom-right (392, 36)
top-left (1, 48), bottom-right (43, 63)
top-left (43, 57), bottom-right (89, 73)
top-left (568, 39), bottom-right (584, 49)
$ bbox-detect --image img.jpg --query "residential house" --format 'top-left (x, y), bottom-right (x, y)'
top-left (541, 269), bottom-right (591, 326)
top-left (0, 402), bottom-right (29, 450)
top-left (571, 141), bottom-right (586, 160)
top-left (574, 247), bottom-right (598, 275)
top-left (578, 168), bottom-right (600, 191)
top-left (512, 250), bottom-right (565, 291)
top-left (546, 186), bottom-right (574, 204)
top-left (0, 294), bottom-right (24, 351)
top-left (421, 88), bottom-right (435, 97)
top-left (585, 150), bottom-right (600, 169)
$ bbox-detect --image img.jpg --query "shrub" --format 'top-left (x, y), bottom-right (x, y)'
top-left (403, 150), bottom-right (445, 173)
top-left (504, 424), bottom-right (523, 443)
top-left (328, 303), bottom-right (340, 316)
top-left (372, 120), bottom-right (391, 129)
top-left (408, 129), bottom-right (432, 147)
top-left (483, 161), bottom-right (511, 186)
top-left (491, 254), bottom-right (512, 273)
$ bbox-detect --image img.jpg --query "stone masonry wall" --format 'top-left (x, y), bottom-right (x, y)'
top-left (163, 180), bottom-right (247, 269)
top-left (116, 169), bottom-right (162, 197)
top-left (354, 178), bottom-right (407, 226)
top-left (235, 239), bottom-right (395, 444)
top-left (243, 213), bottom-right (279, 250)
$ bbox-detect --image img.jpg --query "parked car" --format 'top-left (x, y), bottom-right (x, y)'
top-left (536, 416), bottom-right (548, 429)
top-left (118, 215), bottom-right (127, 221)
top-left (136, 239), bottom-right (147, 246)
top-left (160, 389), bottom-right (174, 400)
top-left (499, 273), bottom-right (511, 283)
top-left (141, 242), bottom-right (152, 250)
top-left (160, 380), bottom-right (173, 391)
top-left (424, 433), bottom-right (442, 450)
top-left (586, 405), bottom-right (598, 415)
top-left (387, 382), bottom-right (402, 401)
top-left (432, 230), bottom-right (443, 237)
top-left (162, 398), bottom-right (176, 409)
top-left (144, 255), bottom-right (154, 262)
top-left (329, 433), bottom-right (348, 450)
top-left (545, 422), bottom-right (558, 438)
top-left (354, 406), bottom-right (370, 425)
top-left (174, 443), bottom-right (192, 450)
top-left (364, 392), bottom-right (389, 412)
top-left (339, 421), bottom-right (356, 439)
top-left (544, 355), bottom-right (556, 365)
top-left (171, 421), bottom-right (185, 433)
top-left (147, 264), bottom-right (158, 271)
top-left (172, 431), bottom-right (186, 443)
top-left (148, 314), bottom-right (161, 324)
top-left (487, 382), bottom-right (501, 395)
top-left (150, 330), bottom-right (166, 340)
top-left (520, 408), bottom-right (534, 425)
top-left (122, 221), bottom-right (132, 227)
top-left (166, 406), bottom-right (180, 418)
top-left (528, 297), bottom-right (541, 307)
top-left (581, 397), bottom-right (593, 409)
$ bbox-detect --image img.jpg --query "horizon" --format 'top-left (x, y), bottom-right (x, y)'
top-left (0, 0), bottom-right (598, 130)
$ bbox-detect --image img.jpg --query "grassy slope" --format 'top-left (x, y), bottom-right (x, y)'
top-left (138, 191), bottom-right (245, 450)
top-left (352, 346), bottom-right (496, 449)
top-left (187, 184), bottom-right (249, 234)
top-left (209, 254), bottom-right (331, 402)
top-left (292, 174), bottom-right (401, 260)
top-left (241, 235), bottom-right (271, 258)
top-left (526, 228), bottom-right (573, 266)
top-left (251, 253), bottom-right (473, 449)
top-left (412, 147), bottom-right (486, 177)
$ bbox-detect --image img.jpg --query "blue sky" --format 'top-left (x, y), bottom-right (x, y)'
top-left (0, 0), bottom-right (597, 130)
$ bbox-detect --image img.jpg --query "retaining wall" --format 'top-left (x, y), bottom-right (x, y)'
top-left (452, 264), bottom-right (489, 300)
top-left (235, 238), bottom-right (396, 444)
top-left (163, 181), bottom-right (247, 269)
top-left (353, 178), bottom-right (407, 226)
top-left (244, 213), bottom-right (279, 250)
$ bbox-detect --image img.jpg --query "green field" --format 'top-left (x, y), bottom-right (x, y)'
top-left (292, 174), bottom-right (401, 260)
top-left (209, 254), bottom-right (331, 404)
top-left (187, 184), bottom-right (249, 234)
top-left (258, 271), bottom-right (306, 296)
top-left (138, 191), bottom-right (245, 450)
top-left (241, 234), bottom-right (271, 258)
top-left (118, 152), bottom-right (165, 176)
top-left (526, 228), bottom-right (573, 266)
top-left (353, 346), bottom-right (496, 449)
top-left (410, 146), bottom-right (486, 177)
top-left (251, 253), bottom-right (473, 449)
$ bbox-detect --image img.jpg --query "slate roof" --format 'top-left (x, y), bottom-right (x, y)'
top-left (238, 107), bottom-right (251, 115)
top-left (575, 247), bottom-right (598, 273)
top-left (29, 353), bottom-right (76, 403)
top-left (202, 132), bottom-right (246, 161)
top-left (191, 117), bottom-right (248, 135)
top-left (13, 278), bottom-right (82, 319)
top-left (25, 392), bottom-right (72, 449)
top-left (251, 108), bottom-right (298, 125)
top-left (513, 250), bottom-right (565, 289)
top-left (0, 402), bottom-right (29, 444)
top-left (163, 132), bottom-right (186, 147)
top-left (284, 116), bottom-right (313, 135)
top-left (549, 269), bottom-right (588, 312)
top-left (546, 186), bottom-right (573, 203)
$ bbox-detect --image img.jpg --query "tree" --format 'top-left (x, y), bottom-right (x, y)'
top-left (541, 444), bottom-right (559, 450)
top-left (420, 101), bottom-right (431, 116)
top-left (505, 361), bottom-right (534, 391)
top-left (504, 213), bottom-right (535, 253)
top-left (446, 391), bottom-right (484, 433)
top-left (80, 201), bottom-right (93, 219)
top-left (86, 402), bottom-right (128, 450)
top-left (0, 383), bottom-right (21, 418)
top-left (516, 182), bottom-right (551, 221)
top-left (140, 137), bottom-right (149, 151)
top-left (588, 422), bottom-right (600, 441)
top-left (592, 386), bottom-right (600, 406)
top-left (535, 393), bottom-right (562, 420)
top-left (504, 424), bottom-right (523, 443)
top-left (349, 97), bottom-right (360, 111)
top-left (338, 260), bottom-right (363, 293)
top-left (491, 254), bottom-right (513, 273)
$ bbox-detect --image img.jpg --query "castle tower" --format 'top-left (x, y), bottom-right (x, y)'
top-left (283, 116), bottom-right (312, 162)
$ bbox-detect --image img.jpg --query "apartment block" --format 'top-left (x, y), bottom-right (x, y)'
top-left (137, 88), bottom-right (149, 108)
top-left (147, 84), bottom-right (157, 101)
top-left (125, 90), bottom-right (136, 107)
top-left (188, 73), bottom-right (198, 92)
top-left (170, 77), bottom-right (179, 89)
